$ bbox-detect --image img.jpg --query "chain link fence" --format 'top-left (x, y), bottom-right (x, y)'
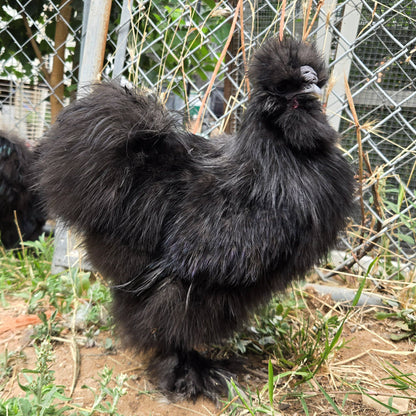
top-left (1, 0), bottom-right (415, 278)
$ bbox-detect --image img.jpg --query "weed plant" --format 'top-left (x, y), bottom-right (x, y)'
top-left (0, 339), bottom-right (127, 416)
top-left (0, 236), bottom-right (121, 415)
top-left (0, 235), bottom-right (112, 331)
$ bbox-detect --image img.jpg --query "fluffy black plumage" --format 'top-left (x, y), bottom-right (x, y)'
top-left (36, 37), bottom-right (355, 400)
top-left (0, 130), bottom-right (46, 249)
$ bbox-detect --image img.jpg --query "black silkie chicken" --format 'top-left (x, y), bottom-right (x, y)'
top-left (35, 38), bottom-right (355, 400)
top-left (0, 131), bottom-right (46, 249)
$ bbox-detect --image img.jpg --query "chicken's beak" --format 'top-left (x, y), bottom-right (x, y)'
top-left (301, 83), bottom-right (322, 98)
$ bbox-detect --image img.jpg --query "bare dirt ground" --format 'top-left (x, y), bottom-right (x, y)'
top-left (1, 292), bottom-right (415, 415)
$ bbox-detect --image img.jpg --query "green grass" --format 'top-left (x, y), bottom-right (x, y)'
top-left (1, 234), bottom-right (415, 415)
top-left (0, 235), bottom-right (112, 330)
top-left (218, 257), bottom-right (416, 415)
top-left (0, 236), bottom-right (122, 416)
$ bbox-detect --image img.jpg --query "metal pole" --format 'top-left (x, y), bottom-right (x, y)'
top-left (79, 0), bottom-right (91, 77)
top-left (51, 0), bottom-right (112, 273)
top-left (113, 0), bottom-right (131, 79)
top-left (78, 0), bottom-right (112, 90)
top-left (325, 0), bottom-right (363, 131)
top-left (315, 0), bottom-right (335, 65)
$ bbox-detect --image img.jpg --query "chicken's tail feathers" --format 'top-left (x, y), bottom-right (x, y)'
top-left (51, 82), bottom-right (183, 155)
top-left (35, 81), bottom-right (191, 236)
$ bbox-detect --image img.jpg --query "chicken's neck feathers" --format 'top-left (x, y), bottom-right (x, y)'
top-left (206, 101), bottom-right (343, 213)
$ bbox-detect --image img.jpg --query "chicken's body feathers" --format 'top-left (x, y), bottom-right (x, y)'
top-left (36, 37), bottom-right (355, 400)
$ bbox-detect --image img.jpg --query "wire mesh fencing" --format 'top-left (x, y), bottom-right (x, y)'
top-left (0, 0), bottom-right (415, 278)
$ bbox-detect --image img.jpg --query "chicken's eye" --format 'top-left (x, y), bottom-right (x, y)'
top-left (274, 80), bottom-right (300, 96)
top-left (274, 82), bottom-right (290, 95)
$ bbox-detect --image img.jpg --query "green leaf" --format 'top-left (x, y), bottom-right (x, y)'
top-left (201, 0), bottom-right (216, 9)
top-left (17, 398), bottom-right (33, 416)
top-left (16, 378), bottom-right (32, 394)
top-left (268, 359), bottom-right (274, 408)
top-left (398, 233), bottom-right (415, 245)
top-left (230, 379), bottom-right (255, 416)
top-left (213, 22), bottom-right (232, 42)
top-left (299, 395), bottom-right (310, 416)
top-left (314, 378), bottom-right (342, 415)
top-left (397, 184), bottom-right (405, 211)
top-left (390, 332), bottom-right (411, 341)
top-left (169, 7), bottom-right (185, 22)
top-left (259, 336), bottom-right (276, 346)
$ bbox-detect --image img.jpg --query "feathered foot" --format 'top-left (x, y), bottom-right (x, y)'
top-left (147, 349), bottom-right (236, 402)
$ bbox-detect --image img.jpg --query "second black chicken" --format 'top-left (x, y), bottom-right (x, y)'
top-left (0, 130), bottom-right (45, 249)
